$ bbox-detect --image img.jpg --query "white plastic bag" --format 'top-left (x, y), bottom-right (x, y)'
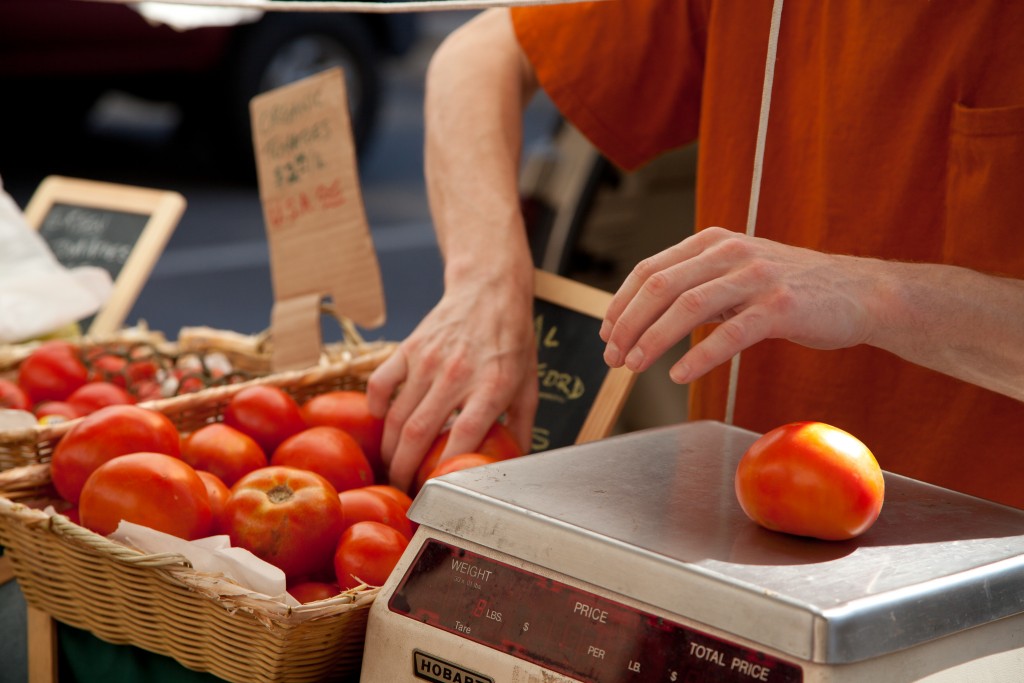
top-left (0, 177), bottom-right (112, 343)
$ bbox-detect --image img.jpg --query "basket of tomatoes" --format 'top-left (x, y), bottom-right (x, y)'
top-left (0, 344), bottom-right (418, 683)
top-left (0, 323), bottom-right (395, 472)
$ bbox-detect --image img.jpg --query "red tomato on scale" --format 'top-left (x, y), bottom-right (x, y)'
top-left (78, 452), bottom-right (213, 540)
top-left (222, 385), bottom-right (306, 455)
top-left (734, 421), bottom-right (885, 541)
top-left (223, 466), bottom-right (344, 581)
top-left (50, 405), bottom-right (182, 504)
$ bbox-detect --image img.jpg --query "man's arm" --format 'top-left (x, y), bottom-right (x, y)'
top-left (601, 227), bottom-right (1024, 402)
top-left (367, 9), bottom-right (540, 492)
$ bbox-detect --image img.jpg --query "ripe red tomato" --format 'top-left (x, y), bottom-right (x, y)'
top-left (78, 452), bottom-right (213, 540)
top-left (196, 470), bottom-right (231, 534)
top-left (67, 381), bottom-right (134, 416)
top-left (338, 487), bottom-right (413, 539)
top-left (414, 421), bottom-right (522, 494)
top-left (0, 378), bottom-right (31, 411)
top-left (50, 404), bottom-right (182, 504)
top-left (223, 466), bottom-right (344, 581)
top-left (735, 421), bottom-right (885, 541)
top-left (18, 340), bottom-right (89, 404)
top-left (426, 453), bottom-right (499, 482)
top-left (333, 520), bottom-right (409, 590)
top-left (270, 426), bottom-right (373, 494)
top-left (301, 391), bottom-right (386, 479)
top-left (288, 580), bottom-right (341, 604)
top-left (34, 401), bottom-right (80, 422)
top-left (222, 385), bottom-right (306, 454)
top-left (181, 423), bottom-right (267, 487)
top-left (363, 484), bottom-right (413, 512)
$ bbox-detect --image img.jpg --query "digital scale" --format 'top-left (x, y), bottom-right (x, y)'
top-left (361, 421), bottom-right (1024, 682)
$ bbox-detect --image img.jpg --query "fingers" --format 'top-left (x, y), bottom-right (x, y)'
top-left (603, 236), bottom-right (739, 373)
top-left (365, 348), bottom-right (407, 419)
top-left (669, 307), bottom-right (772, 384)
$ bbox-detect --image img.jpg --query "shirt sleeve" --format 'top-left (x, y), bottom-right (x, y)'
top-left (511, 0), bottom-right (707, 170)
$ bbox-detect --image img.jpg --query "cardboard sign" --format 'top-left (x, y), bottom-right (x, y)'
top-left (23, 175), bottom-right (185, 336)
top-left (532, 269), bottom-right (635, 452)
top-left (250, 67), bottom-right (385, 371)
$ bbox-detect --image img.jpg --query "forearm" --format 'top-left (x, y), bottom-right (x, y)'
top-left (424, 8), bottom-right (537, 296)
top-left (867, 261), bottom-right (1024, 401)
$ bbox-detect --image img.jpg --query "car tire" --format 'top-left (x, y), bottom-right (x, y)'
top-left (203, 13), bottom-right (383, 177)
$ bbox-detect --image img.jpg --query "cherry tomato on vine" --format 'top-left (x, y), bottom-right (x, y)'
top-left (734, 421), bottom-right (885, 541)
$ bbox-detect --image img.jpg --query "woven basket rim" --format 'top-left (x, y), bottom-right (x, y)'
top-left (0, 493), bottom-right (381, 624)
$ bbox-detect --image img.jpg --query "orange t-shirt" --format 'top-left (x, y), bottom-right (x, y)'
top-left (513, 0), bottom-right (1024, 508)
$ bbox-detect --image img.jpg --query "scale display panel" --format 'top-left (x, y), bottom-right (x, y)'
top-left (389, 538), bottom-right (802, 683)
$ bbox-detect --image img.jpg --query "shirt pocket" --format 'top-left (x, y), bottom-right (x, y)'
top-left (944, 102), bottom-right (1024, 275)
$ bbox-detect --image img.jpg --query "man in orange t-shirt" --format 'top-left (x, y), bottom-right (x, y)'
top-left (368, 2), bottom-right (1024, 508)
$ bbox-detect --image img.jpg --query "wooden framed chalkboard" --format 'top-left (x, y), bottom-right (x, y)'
top-left (532, 269), bottom-right (636, 452)
top-left (23, 176), bottom-right (186, 336)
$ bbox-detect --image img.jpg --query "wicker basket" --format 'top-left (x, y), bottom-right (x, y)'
top-left (0, 348), bottom-right (396, 683)
top-left (0, 324), bottom-right (395, 471)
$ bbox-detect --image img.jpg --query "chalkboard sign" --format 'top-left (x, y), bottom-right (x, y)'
top-left (531, 269), bottom-right (636, 452)
top-left (23, 176), bottom-right (186, 336)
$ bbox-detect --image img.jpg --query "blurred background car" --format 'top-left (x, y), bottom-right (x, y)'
top-left (0, 0), bottom-right (418, 174)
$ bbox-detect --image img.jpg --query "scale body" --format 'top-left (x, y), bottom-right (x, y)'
top-left (361, 421), bottom-right (1024, 682)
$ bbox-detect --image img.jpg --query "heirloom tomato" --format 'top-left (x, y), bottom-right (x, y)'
top-left (18, 340), bottom-right (89, 404)
top-left (270, 426), bottom-right (373, 493)
top-left (222, 385), bottom-right (306, 454)
top-left (181, 423), bottom-right (267, 487)
top-left (78, 452), bottom-right (213, 540)
top-left (196, 470), bottom-right (231, 534)
top-left (50, 404), bottom-right (182, 504)
top-left (301, 391), bottom-right (386, 478)
top-left (0, 378), bottom-right (31, 411)
top-left (735, 421), bottom-right (885, 541)
top-left (338, 487), bottom-right (413, 539)
top-left (67, 381), bottom-right (134, 415)
top-left (223, 466), bottom-right (344, 581)
top-left (414, 421), bottom-right (522, 494)
top-left (426, 453), bottom-right (499, 482)
top-left (333, 520), bottom-right (409, 590)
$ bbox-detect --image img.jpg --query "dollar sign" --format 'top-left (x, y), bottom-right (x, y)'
top-left (670, 672), bottom-right (677, 682)
top-left (523, 622), bottom-right (530, 633)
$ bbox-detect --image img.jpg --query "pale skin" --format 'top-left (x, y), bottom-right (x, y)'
top-left (368, 8), bottom-right (1024, 492)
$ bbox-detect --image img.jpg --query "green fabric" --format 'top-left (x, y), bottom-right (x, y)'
top-left (58, 624), bottom-right (224, 683)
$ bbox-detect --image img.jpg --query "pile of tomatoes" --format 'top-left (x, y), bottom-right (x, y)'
top-left (47, 384), bottom-right (524, 602)
top-left (0, 339), bottom-right (245, 424)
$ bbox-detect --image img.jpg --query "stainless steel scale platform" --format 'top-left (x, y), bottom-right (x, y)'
top-left (361, 420), bottom-right (1024, 682)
